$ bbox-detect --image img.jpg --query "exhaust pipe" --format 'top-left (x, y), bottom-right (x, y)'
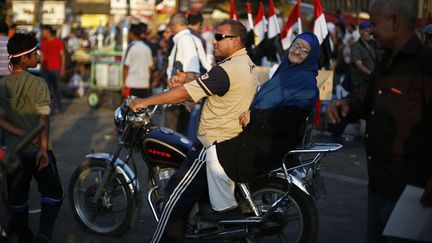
top-left (186, 227), bottom-right (252, 240)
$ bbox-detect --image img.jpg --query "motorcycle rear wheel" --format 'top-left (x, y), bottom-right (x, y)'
top-left (248, 178), bottom-right (318, 243)
top-left (68, 159), bottom-right (135, 236)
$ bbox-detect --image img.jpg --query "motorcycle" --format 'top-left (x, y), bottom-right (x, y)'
top-left (68, 98), bottom-right (342, 242)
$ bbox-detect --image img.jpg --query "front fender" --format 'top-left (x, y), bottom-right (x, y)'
top-left (85, 153), bottom-right (140, 196)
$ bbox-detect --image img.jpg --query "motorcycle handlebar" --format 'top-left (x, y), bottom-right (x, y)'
top-left (125, 96), bottom-right (159, 117)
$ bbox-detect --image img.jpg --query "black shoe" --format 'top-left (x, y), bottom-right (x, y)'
top-left (201, 206), bottom-right (245, 223)
top-left (34, 233), bottom-right (52, 243)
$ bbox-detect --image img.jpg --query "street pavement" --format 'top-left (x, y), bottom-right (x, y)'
top-left (13, 96), bottom-right (368, 243)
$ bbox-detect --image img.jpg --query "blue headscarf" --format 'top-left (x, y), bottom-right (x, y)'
top-left (251, 32), bottom-right (320, 111)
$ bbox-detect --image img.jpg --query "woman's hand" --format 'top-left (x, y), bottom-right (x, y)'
top-left (239, 111), bottom-right (251, 127)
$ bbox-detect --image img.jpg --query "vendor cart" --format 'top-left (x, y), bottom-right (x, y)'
top-left (87, 50), bottom-right (123, 109)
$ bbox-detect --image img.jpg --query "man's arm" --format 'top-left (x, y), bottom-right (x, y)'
top-left (130, 85), bottom-right (191, 111)
top-left (39, 115), bottom-right (49, 153)
top-left (60, 49), bottom-right (66, 77)
top-left (327, 79), bottom-right (371, 124)
top-left (122, 65), bottom-right (129, 96)
top-left (354, 60), bottom-right (372, 76)
top-left (36, 114), bottom-right (49, 170)
top-left (123, 65), bottom-right (129, 86)
top-left (0, 116), bottom-right (26, 137)
top-left (0, 116), bottom-right (40, 148)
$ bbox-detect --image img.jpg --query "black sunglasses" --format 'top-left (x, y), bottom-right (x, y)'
top-left (214, 33), bottom-right (238, 41)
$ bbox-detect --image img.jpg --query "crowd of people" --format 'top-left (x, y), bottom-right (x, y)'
top-left (0, 0), bottom-right (431, 242)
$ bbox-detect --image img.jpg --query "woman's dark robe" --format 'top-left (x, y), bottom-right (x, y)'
top-left (215, 32), bottom-right (321, 182)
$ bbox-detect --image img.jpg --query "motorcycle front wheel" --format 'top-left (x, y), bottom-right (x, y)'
top-left (68, 159), bottom-right (135, 236)
top-left (248, 178), bottom-right (318, 243)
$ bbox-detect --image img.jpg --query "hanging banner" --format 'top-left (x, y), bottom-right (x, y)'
top-left (12, 1), bottom-right (35, 25)
top-left (42, 1), bottom-right (65, 25)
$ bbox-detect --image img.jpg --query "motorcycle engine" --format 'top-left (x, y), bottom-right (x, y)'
top-left (154, 167), bottom-right (176, 192)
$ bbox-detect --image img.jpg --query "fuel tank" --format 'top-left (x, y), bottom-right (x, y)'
top-left (142, 127), bottom-right (193, 167)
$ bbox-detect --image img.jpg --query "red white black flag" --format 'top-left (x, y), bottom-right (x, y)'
top-left (229, 0), bottom-right (238, 21)
top-left (254, 1), bottom-right (266, 46)
top-left (281, 0), bottom-right (302, 50)
top-left (313, 0), bottom-right (328, 44)
top-left (246, 2), bottom-right (256, 60)
top-left (267, 0), bottom-right (283, 62)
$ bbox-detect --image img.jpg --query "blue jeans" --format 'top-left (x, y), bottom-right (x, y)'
top-left (41, 70), bottom-right (62, 111)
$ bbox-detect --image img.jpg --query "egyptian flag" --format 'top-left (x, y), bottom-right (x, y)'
top-left (313, 0), bottom-right (328, 45)
top-left (254, 1), bottom-right (266, 46)
top-left (252, 1), bottom-right (267, 64)
top-left (267, 0), bottom-right (283, 62)
top-left (246, 2), bottom-right (256, 60)
top-left (313, 0), bottom-right (332, 69)
top-left (281, 0), bottom-right (302, 50)
top-left (229, 0), bottom-right (238, 21)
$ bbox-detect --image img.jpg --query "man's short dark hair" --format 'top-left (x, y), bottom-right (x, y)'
top-left (218, 20), bottom-right (247, 46)
top-left (138, 22), bottom-right (148, 35)
top-left (42, 25), bottom-right (55, 35)
top-left (0, 21), bottom-right (8, 35)
top-left (7, 33), bottom-right (38, 65)
top-left (129, 24), bottom-right (141, 38)
top-left (188, 12), bottom-right (203, 26)
top-left (169, 13), bottom-right (188, 27)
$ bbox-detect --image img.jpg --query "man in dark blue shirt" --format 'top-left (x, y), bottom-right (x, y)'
top-left (327, 0), bottom-right (432, 242)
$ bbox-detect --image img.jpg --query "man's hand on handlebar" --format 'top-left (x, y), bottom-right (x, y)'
top-left (326, 99), bottom-right (350, 124)
top-left (130, 98), bottom-right (148, 112)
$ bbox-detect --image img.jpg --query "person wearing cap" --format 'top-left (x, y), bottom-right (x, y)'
top-left (204, 32), bottom-right (320, 222)
top-left (350, 21), bottom-right (376, 91)
top-left (0, 33), bottom-right (63, 243)
top-left (421, 24), bottom-right (432, 47)
top-left (327, 0), bottom-right (432, 241)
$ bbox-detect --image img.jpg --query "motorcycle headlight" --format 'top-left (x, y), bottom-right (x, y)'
top-left (114, 107), bottom-right (125, 134)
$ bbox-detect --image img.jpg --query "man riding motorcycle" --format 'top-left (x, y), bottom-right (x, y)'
top-left (130, 20), bottom-right (257, 243)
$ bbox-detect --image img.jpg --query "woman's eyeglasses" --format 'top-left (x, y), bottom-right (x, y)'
top-left (290, 44), bottom-right (311, 55)
top-left (214, 33), bottom-right (238, 41)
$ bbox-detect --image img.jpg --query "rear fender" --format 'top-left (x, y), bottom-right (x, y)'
top-left (269, 169), bottom-right (311, 196)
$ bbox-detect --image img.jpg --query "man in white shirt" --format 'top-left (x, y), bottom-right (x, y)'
top-left (165, 13), bottom-right (211, 135)
top-left (166, 13), bottom-right (210, 81)
top-left (122, 24), bottom-right (154, 98)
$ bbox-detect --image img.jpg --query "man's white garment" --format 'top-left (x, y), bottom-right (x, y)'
top-left (206, 145), bottom-right (237, 211)
top-left (122, 40), bottom-right (153, 89)
top-left (166, 29), bottom-right (211, 79)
